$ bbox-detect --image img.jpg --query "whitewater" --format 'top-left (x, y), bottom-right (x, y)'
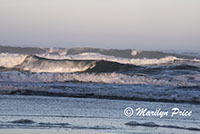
top-left (0, 46), bottom-right (200, 103)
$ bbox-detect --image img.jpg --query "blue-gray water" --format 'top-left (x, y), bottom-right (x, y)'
top-left (0, 46), bottom-right (200, 133)
top-left (0, 95), bottom-right (200, 134)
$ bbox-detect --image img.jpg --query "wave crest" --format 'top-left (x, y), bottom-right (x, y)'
top-left (0, 53), bottom-right (200, 73)
top-left (17, 55), bottom-right (96, 73)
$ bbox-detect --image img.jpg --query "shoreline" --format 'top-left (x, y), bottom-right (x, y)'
top-left (0, 89), bottom-right (199, 105)
top-left (0, 95), bottom-right (199, 134)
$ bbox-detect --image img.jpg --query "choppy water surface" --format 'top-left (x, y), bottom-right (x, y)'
top-left (0, 46), bottom-right (200, 133)
top-left (0, 46), bottom-right (200, 103)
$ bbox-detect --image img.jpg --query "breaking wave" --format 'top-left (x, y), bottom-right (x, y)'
top-left (0, 49), bottom-right (200, 88)
top-left (0, 47), bottom-right (200, 103)
top-left (0, 72), bottom-right (200, 87)
top-left (17, 55), bottom-right (97, 73)
top-left (0, 53), bottom-right (200, 73)
top-left (0, 53), bottom-right (27, 68)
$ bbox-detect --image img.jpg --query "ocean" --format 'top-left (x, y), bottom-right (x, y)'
top-left (0, 46), bottom-right (200, 134)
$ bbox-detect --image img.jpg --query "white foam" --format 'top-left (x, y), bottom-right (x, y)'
top-left (39, 53), bottom-right (178, 66)
top-left (1, 52), bottom-right (200, 72)
top-left (0, 72), bottom-right (198, 87)
top-left (0, 53), bottom-right (27, 68)
top-left (46, 48), bottom-right (67, 56)
top-left (131, 50), bottom-right (140, 56)
top-left (19, 56), bottom-right (96, 73)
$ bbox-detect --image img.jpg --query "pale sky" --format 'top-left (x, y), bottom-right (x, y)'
top-left (0, 0), bottom-right (200, 51)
